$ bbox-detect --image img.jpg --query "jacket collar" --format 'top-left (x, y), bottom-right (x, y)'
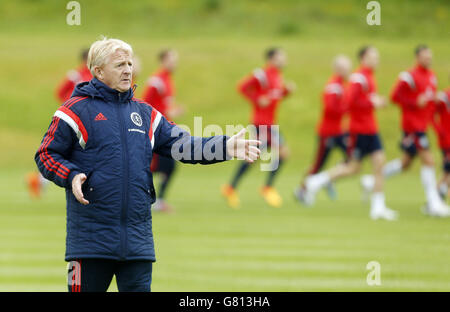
top-left (90, 78), bottom-right (134, 103)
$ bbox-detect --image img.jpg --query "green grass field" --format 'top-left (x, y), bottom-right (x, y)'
top-left (1, 165), bottom-right (450, 291)
top-left (0, 0), bottom-right (449, 291)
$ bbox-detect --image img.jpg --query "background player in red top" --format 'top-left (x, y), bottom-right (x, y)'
top-left (221, 47), bottom-right (295, 209)
top-left (299, 46), bottom-right (398, 220)
top-left (55, 48), bottom-right (93, 103)
top-left (296, 55), bottom-right (352, 201)
top-left (142, 49), bottom-right (184, 212)
top-left (432, 87), bottom-right (450, 204)
top-left (361, 45), bottom-right (449, 217)
top-left (27, 48), bottom-right (93, 199)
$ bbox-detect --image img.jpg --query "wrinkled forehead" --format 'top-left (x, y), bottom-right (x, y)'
top-left (108, 49), bottom-right (133, 64)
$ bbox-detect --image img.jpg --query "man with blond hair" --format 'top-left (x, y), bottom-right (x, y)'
top-left (35, 37), bottom-right (260, 292)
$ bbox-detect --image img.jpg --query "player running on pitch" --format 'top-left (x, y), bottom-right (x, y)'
top-left (432, 86), bottom-right (450, 204)
top-left (295, 55), bottom-right (352, 202)
top-left (221, 47), bottom-right (295, 209)
top-left (26, 48), bottom-right (93, 199)
top-left (142, 49), bottom-right (184, 213)
top-left (360, 45), bottom-right (449, 217)
top-left (298, 46), bottom-right (398, 220)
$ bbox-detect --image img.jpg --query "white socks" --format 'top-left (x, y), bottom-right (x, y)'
top-left (307, 172), bottom-right (331, 193)
top-left (371, 192), bottom-right (386, 212)
top-left (370, 192), bottom-right (398, 220)
top-left (420, 166), bottom-right (442, 209)
top-left (383, 159), bottom-right (403, 178)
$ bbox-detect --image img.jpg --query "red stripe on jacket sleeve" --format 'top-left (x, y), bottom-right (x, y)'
top-left (38, 118), bottom-right (70, 179)
top-left (58, 105), bottom-right (89, 144)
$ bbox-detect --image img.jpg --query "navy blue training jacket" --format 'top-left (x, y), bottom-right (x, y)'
top-left (35, 78), bottom-right (229, 261)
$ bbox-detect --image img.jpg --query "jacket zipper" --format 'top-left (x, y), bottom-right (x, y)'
top-left (116, 93), bottom-right (129, 260)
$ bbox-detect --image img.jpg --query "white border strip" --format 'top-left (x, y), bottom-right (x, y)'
top-left (54, 110), bottom-right (86, 149)
top-left (150, 111), bottom-right (163, 149)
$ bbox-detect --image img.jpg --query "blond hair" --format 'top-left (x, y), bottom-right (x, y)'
top-left (87, 36), bottom-right (133, 77)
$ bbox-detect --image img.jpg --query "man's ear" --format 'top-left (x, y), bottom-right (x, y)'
top-left (94, 66), bottom-right (103, 80)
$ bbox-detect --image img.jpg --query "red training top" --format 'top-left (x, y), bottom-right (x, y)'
top-left (317, 74), bottom-right (348, 136)
top-left (390, 65), bottom-right (437, 132)
top-left (432, 89), bottom-right (450, 149)
top-left (344, 66), bottom-right (378, 135)
top-left (141, 69), bottom-right (174, 118)
top-left (238, 65), bottom-right (290, 126)
top-left (55, 65), bottom-right (92, 103)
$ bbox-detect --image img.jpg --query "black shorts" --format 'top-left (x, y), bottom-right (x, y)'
top-left (347, 133), bottom-right (383, 160)
top-left (443, 148), bottom-right (450, 173)
top-left (309, 134), bottom-right (348, 174)
top-left (67, 259), bottom-right (152, 292)
top-left (400, 131), bottom-right (430, 157)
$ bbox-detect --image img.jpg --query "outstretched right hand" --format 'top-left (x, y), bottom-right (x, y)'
top-left (226, 128), bottom-right (261, 163)
top-left (72, 173), bottom-right (89, 205)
